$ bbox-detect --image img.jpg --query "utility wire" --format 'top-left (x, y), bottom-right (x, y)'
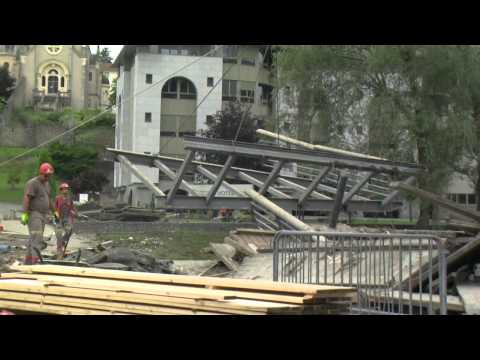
top-left (0, 45), bottom-right (224, 169)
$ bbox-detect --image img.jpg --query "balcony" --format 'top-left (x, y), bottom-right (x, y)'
top-left (33, 89), bottom-right (71, 110)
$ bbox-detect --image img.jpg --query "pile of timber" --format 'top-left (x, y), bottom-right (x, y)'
top-left (0, 265), bottom-right (356, 315)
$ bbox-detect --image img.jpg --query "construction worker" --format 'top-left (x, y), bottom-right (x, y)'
top-left (20, 163), bottom-right (55, 265)
top-left (54, 182), bottom-right (77, 260)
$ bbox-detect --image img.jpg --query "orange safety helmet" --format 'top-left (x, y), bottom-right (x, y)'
top-left (59, 182), bottom-right (69, 190)
top-left (39, 163), bottom-right (54, 175)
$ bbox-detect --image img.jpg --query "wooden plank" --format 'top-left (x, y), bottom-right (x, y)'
top-left (0, 279), bottom-right (272, 314)
top-left (209, 243), bottom-right (239, 272)
top-left (456, 283), bottom-right (480, 315)
top-left (0, 273), bottom-right (330, 305)
top-left (117, 155), bottom-right (165, 197)
top-left (8, 265), bottom-right (355, 296)
top-left (0, 299), bottom-right (128, 315)
top-left (0, 290), bottom-right (224, 315)
top-left (381, 177), bottom-right (415, 207)
top-left (224, 237), bottom-right (257, 256)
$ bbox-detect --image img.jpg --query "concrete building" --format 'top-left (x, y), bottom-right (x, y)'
top-left (0, 45), bottom-right (115, 112)
top-left (113, 45), bottom-right (275, 189)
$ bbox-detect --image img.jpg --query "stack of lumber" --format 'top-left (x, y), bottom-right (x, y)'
top-left (0, 265), bottom-right (356, 315)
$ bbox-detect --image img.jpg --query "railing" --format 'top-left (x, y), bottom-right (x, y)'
top-left (272, 230), bottom-right (449, 315)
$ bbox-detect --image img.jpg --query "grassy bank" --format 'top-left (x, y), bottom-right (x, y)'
top-left (0, 147), bottom-right (38, 204)
top-left (95, 229), bottom-right (230, 260)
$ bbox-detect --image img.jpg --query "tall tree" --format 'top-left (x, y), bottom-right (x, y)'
top-left (278, 45), bottom-right (469, 226)
top-left (97, 47), bottom-right (113, 64)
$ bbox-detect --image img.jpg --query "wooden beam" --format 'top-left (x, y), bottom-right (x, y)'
top-left (153, 160), bottom-right (199, 196)
top-left (206, 155), bottom-right (236, 204)
top-left (342, 172), bottom-right (374, 205)
top-left (166, 150), bottom-right (194, 204)
top-left (259, 160), bottom-right (285, 195)
top-left (256, 129), bottom-right (387, 161)
top-left (390, 181), bottom-right (480, 223)
top-left (245, 189), bottom-right (313, 232)
top-left (117, 155), bottom-right (165, 197)
top-left (298, 166), bottom-right (332, 205)
top-left (382, 176), bottom-right (416, 207)
top-left (276, 177), bottom-right (331, 200)
top-left (238, 171), bottom-right (290, 198)
top-left (329, 173), bottom-right (348, 229)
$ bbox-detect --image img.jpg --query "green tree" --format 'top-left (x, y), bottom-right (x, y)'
top-left (205, 101), bottom-right (264, 169)
top-left (98, 47), bottom-right (113, 64)
top-left (278, 45), bottom-right (470, 226)
top-left (0, 64), bottom-right (15, 99)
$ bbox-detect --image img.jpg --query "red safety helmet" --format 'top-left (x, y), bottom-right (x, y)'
top-left (59, 182), bottom-right (70, 190)
top-left (39, 163), bottom-right (54, 175)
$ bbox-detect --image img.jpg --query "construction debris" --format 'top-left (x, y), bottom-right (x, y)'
top-left (0, 265), bottom-right (356, 315)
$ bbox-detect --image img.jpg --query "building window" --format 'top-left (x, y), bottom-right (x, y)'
top-left (160, 131), bottom-right (176, 137)
top-left (240, 89), bottom-right (255, 103)
top-left (223, 58), bottom-right (237, 64)
top-left (458, 194), bottom-right (467, 204)
top-left (468, 194), bottom-right (476, 205)
top-left (41, 76), bottom-right (46, 87)
top-left (241, 58), bottom-right (256, 66)
top-left (179, 78), bottom-right (196, 99)
top-left (162, 77), bottom-right (196, 100)
top-left (45, 45), bottom-right (63, 55)
top-left (223, 45), bottom-right (239, 58)
top-left (146, 74), bottom-right (153, 84)
top-left (206, 115), bottom-right (214, 125)
top-left (88, 72), bottom-right (93, 81)
top-left (61, 77), bottom-right (65, 88)
top-left (207, 77), bottom-right (214, 87)
top-left (179, 131), bottom-right (196, 137)
top-left (222, 80), bottom-right (237, 101)
top-left (145, 112), bottom-right (152, 123)
top-left (180, 49), bottom-right (188, 56)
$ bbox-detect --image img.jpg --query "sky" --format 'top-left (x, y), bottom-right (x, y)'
top-left (89, 45), bottom-right (123, 61)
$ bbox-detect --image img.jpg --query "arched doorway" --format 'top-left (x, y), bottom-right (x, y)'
top-left (160, 77), bottom-right (197, 157)
top-left (47, 69), bottom-right (59, 94)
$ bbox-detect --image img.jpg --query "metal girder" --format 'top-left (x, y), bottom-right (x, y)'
top-left (206, 155), bottom-right (236, 204)
top-left (276, 177), bottom-right (331, 200)
top-left (183, 136), bottom-right (421, 175)
top-left (252, 209), bottom-right (279, 230)
top-left (342, 172), bottom-right (375, 205)
top-left (117, 155), bottom-right (165, 197)
top-left (329, 173), bottom-right (349, 228)
top-left (195, 165), bottom-right (243, 197)
top-left (153, 160), bottom-right (199, 196)
top-left (382, 176), bottom-right (416, 207)
top-left (259, 160), bottom-right (285, 195)
top-left (154, 196), bottom-right (401, 212)
top-left (298, 166), bottom-right (332, 205)
top-left (166, 150), bottom-right (194, 205)
top-left (238, 171), bottom-right (290, 199)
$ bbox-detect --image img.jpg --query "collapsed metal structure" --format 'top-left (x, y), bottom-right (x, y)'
top-left (105, 133), bottom-right (421, 229)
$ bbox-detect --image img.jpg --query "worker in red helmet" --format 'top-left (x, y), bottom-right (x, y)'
top-left (21, 162), bottom-right (56, 265)
top-left (54, 182), bottom-right (77, 259)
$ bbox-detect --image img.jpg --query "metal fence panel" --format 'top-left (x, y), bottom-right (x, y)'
top-left (272, 231), bottom-right (448, 315)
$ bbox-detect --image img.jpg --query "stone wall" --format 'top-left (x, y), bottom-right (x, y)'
top-left (0, 121), bottom-right (65, 147)
top-left (74, 221), bottom-right (257, 234)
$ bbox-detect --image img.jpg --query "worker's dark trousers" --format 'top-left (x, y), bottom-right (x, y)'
top-left (25, 211), bottom-right (48, 265)
top-left (55, 220), bottom-right (73, 253)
